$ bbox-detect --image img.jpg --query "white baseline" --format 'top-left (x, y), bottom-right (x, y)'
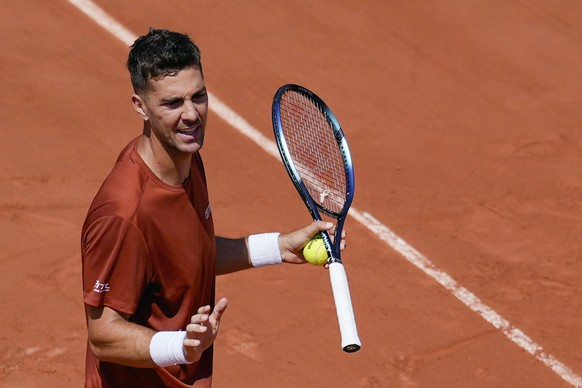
top-left (66, 1), bottom-right (582, 386)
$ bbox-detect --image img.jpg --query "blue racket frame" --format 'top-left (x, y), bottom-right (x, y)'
top-left (272, 84), bottom-right (355, 265)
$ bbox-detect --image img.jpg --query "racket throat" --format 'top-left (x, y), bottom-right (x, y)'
top-left (328, 256), bottom-right (343, 265)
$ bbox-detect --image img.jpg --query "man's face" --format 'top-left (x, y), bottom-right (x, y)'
top-left (136, 66), bottom-right (208, 156)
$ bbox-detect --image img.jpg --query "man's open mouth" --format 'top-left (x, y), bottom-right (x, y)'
top-left (177, 128), bottom-right (198, 135)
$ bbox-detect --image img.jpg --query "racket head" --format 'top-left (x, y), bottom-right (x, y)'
top-left (272, 84), bottom-right (355, 221)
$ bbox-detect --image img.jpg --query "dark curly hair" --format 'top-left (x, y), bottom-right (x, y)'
top-left (127, 28), bottom-right (203, 94)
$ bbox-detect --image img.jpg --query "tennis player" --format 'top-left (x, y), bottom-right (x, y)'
top-left (80, 28), bottom-right (344, 387)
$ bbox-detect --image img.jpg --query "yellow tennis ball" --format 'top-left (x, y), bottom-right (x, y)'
top-left (302, 234), bottom-right (329, 266)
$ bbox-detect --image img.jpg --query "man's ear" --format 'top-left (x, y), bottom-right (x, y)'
top-left (131, 94), bottom-right (149, 121)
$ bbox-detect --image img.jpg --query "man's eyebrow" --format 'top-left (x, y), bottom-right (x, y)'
top-left (160, 96), bottom-right (182, 104)
top-left (159, 87), bottom-right (207, 104)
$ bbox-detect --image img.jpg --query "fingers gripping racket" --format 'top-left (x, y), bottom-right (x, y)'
top-left (272, 84), bottom-right (361, 353)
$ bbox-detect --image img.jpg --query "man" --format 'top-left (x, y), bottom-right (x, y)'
top-left (81, 28), bottom-right (344, 387)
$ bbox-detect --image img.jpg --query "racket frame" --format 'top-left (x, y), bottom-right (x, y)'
top-left (272, 84), bottom-right (355, 264)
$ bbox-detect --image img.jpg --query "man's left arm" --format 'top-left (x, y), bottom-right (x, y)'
top-left (215, 221), bottom-right (343, 275)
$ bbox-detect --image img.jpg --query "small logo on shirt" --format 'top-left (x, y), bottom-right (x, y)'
top-left (93, 280), bottom-right (110, 293)
top-left (205, 204), bottom-right (212, 220)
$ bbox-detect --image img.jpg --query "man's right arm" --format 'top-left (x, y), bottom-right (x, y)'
top-left (86, 299), bottom-right (228, 368)
top-left (86, 305), bottom-right (157, 368)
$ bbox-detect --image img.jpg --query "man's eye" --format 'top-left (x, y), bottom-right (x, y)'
top-left (193, 92), bottom-right (207, 101)
top-left (164, 100), bottom-right (181, 107)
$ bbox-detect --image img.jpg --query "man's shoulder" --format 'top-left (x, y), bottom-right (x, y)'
top-left (86, 138), bottom-right (147, 221)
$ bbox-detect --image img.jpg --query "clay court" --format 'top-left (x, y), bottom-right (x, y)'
top-left (1, 1), bottom-right (581, 387)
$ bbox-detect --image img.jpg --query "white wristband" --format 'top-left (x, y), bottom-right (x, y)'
top-left (248, 232), bottom-right (282, 267)
top-left (149, 331), bottom-right (192, 367)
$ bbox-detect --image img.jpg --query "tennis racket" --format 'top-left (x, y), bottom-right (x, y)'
top-left (271, 84), bottom-right (361, 353)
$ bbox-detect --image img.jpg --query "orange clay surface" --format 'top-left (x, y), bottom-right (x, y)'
top-left (1, 1), bottom-right (582, 387)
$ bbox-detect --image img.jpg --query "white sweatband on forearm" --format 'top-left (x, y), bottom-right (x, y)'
top-left (248, 232), bottom-right (282, 267)
top-left (149, 331), bottom-right (192, 367)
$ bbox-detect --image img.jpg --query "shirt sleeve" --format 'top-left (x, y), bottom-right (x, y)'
top-left (82, 215), bottom-right (151, 315)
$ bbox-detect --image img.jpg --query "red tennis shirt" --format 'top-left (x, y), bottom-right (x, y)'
top-left (81, 137), bottom-right (216, 387)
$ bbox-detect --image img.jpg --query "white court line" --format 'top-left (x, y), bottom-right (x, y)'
top-left (66, 1), bottom-right (582, 386)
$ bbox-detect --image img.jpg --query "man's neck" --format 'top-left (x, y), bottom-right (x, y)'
top-left (137, 134), bottom-right (191, 186)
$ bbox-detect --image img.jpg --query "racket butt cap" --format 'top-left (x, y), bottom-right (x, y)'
top-left (343, 343), bottom-right (361, 353)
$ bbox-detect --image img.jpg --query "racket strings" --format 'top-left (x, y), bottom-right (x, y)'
top-left (279, 90), bottom-right (347, 215)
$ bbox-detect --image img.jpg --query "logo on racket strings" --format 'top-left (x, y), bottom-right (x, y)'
top-left (319, 189), bottom-right (330, 204)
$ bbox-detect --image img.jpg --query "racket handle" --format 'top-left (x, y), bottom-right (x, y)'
top-left (328, 262), bottom-right (361, 353)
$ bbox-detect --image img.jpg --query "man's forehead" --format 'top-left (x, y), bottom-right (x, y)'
top-left (145, 67), bottom-right (205, 96)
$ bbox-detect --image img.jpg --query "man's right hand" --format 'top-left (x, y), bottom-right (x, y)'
top-left (184, 297), bottom-right (228, 362)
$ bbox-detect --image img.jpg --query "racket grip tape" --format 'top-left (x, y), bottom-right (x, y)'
top-left (328, 262), bottom-right (362, 353)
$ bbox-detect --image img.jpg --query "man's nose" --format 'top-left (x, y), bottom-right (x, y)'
top-left (182, 100), bottom-right (199, 121)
